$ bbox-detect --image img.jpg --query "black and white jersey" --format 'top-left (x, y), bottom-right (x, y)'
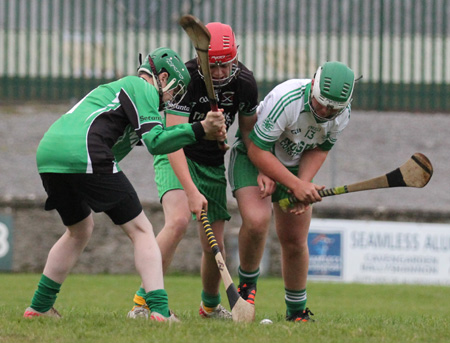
top-left (165, 58), bottom-right (258, 166)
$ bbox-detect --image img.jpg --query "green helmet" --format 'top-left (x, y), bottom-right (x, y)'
top-left (138, 47), bottom-right (191, 108)
top-left (310, 61), bottom-right (355, 121)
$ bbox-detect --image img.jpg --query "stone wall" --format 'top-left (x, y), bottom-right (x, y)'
top-left (3, 198), bottom-right (449, 276)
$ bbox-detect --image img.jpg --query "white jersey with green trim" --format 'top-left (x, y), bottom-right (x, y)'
top-left (250, 79), bottom-right (350, 167)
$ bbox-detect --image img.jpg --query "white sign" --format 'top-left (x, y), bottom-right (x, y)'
top-left (309, 219), bottom-right (450, 285)
top-left (0, 222), bottom-right (10, 258)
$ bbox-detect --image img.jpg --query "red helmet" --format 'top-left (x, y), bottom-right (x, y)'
top-left (206, 22), bottom-right (238, 65)
top-left (203, 22), bottom-right (239, 87)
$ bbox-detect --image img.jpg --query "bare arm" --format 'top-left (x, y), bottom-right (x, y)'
top-left (247, 141), bottom-right (323, 204)
top-left (240, 113), bottom-right (276, 197)
top-left (166, 114), bottom-right (207, 218)
top-left (287, 147), bottom-right (328, 215)
top-left (238, 113), bottom-right (257, 149)
top-left (297, 147), bottom-right (329, 182)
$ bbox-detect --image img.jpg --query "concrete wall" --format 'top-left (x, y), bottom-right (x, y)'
top-left (2, 105), bottom-right (449, 275)
top-left (3, 198), bottom-right (449, 276)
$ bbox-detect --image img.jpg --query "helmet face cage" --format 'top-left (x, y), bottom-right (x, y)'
top-left (309, 62), bottom-right (355, 121)
top-left (138, 47), bottom-right (191, 109)
top-left (198, 59), bottom-right (240, 88)
top-left (164, 79), bottom-right (188, 109)
top-left (308, 96), bottom-right (348, 122)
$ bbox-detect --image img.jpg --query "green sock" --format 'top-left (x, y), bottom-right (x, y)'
top-left (201, 290), bottom-right (221, 308)
top-left (238, 266), bottom-right (260, 284)
top-left (285, 288), bottom-right (307, 316)
top-left (132, 287), bottom-right (147, 306)
top-left (136, 287), bottom-right (146, 298)
top-left (144, 289), bottom-right (169, 317)
top-left (30, 274), bottom-right (61, 313)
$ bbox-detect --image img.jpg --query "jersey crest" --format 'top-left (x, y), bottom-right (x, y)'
top-left (220, 91), bottom-right (235, 106)
top-left (262, 117), bottom-right (275, 132)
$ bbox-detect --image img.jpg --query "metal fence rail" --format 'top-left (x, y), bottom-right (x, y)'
top-left (1, 0), bottom-right (448, 112)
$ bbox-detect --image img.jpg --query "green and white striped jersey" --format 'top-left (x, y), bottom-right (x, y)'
top-left (37, 76), bottom-right (202, 174)
top-left (250, 79), bottom-right (350, 167)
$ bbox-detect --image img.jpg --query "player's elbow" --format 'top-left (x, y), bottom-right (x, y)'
top-left (143, 139), bottom-right (162, 155)
top-left (146, 143), bottom-right (167, 155)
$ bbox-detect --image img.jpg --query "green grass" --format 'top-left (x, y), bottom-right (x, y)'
top-left (1, 273), bottom-right (449, 343)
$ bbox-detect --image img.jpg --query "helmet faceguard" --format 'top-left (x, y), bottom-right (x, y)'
top-left (198, 22), bottom-right (240, 88)
top-left (309, 61), bottom-right (355, 121)
top-left (138, 47), bottom-right (191, 110)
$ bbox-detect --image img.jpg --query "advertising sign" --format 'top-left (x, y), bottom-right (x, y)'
top-left (308, 219), bottom-right (450, 285)
top-left (0, 214), bottom-right (13, 271)
top-left (308, 231), bottom-right (343, 279)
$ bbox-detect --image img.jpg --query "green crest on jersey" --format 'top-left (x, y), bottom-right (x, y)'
top-left (262, 118), bottom-right (275, 132)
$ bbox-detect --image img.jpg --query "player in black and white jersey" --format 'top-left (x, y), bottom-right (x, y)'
top-left (128, 22), bottom-right (259, 319)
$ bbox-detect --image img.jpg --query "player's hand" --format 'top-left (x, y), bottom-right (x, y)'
top-left (257, 172), bottom-right (276, 199)
top-left (288, 201), bottom-right (310, 215)
top-left (215, 126), bottom-right (228, 141)
top-left (292, 179), bottom-right (324, 204)
top-left (201, 110), bottom-right (225, 140)
top-left (186, 189), bottom-right (208, 220)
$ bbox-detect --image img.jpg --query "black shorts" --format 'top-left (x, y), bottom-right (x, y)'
top-left (40, 172), bottom-right (143, 226)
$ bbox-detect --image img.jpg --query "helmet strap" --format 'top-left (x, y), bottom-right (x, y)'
top-left (147, 55), bottom-right (164, 109)
top-left (138, 53), bottom-right (143, 69)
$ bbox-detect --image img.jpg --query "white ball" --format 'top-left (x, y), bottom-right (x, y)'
top-left (259, 318), bottom-right (273, 325)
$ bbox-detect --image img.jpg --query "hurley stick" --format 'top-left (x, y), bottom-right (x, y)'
top-left (279, 153), bottom-right (433, 211)
top-left (179, 14), bottom-right (229, 151)
top-left (200, 210), bottom-right (255, 322)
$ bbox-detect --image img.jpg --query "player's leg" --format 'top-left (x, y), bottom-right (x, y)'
top-left (24, 215), bottom-right (94, 318)
top-left (189, 160), bottom-right (231, 319)
top-left (119, 211), bottom-right (178, 321)
top-left (273, 203), bottom-right (314, 322)
top-left (100, 172), bottom-right (178, 322)
top-left (157, 189), bottom-right (192, 273)
top-left (24, 173), bottom-right (93, 318)
top-left (120, 211), bottom-right (163, 291)
top-left (235, 186), bottom-right (272, 305)
top-left (128, 156), bottom-right (190, 318)
top-left (127, 190), bottom-right (191, 319)
top-left (228, 140), bottom-right (272, 305)
top-left (197, 219), bottom-right (231, 319)
top-left (43, 215), bottom-right (94, 284)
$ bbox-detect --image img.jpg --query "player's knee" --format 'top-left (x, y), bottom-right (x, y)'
top-left (243, 215), bottom-right (271, 236)
top-left (165, 214), bottom-right (190, 235)
top-left (203, 239), bottom-right (225, 255)
top-left (67, 216), bottom-right (94, 242)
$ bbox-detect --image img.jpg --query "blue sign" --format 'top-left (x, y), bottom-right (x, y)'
top-left (308, 231), bottom-right (342, 279)
top-left (0, 214), bottom-right (13, 271)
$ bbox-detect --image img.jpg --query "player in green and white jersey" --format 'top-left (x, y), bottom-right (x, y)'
top-left (23, 47), bottom-right (226, 322)
top-left (229, 61), bottom-right (355, 322)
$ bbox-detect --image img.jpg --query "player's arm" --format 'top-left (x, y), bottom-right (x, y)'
top-left (238, 112), bottom-right (257, 149)
top-left (141, 112), bottom-right (224, 155)
top-left (165, 113), bottom-right (208, 218)
top-left (297, 147), bottom-right (329, 182)
top-left (247, 141), bottom-right (323, 204)
top-left (286, 147), bottom-right (328, 214)
top-left (239, 113), bottom-right (276, 198)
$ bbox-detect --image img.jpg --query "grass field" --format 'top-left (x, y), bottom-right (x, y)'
top-left (1, 273), bottom-right (449, 343)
